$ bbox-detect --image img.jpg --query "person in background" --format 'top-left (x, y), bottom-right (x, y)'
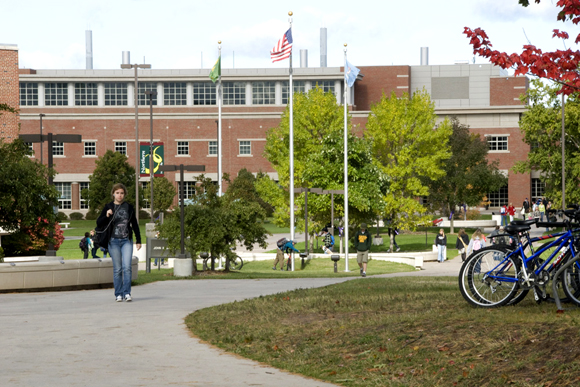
top-left (455, 229), bottom-right (470, 261)
top-left (100, 246), bottom-right (109, 258)
top-left (89, 230), bottom-right (99, 258)
top-left (322, 228), bottom-right (335, 254)
top-left (538, 201), bottom-right (546, 222)
top-left (81, 232), bottom-right (90, 259)
top-left (273, 239), bottom-right (299, 270)
top-left (467, 228), bottom-right (487, 256)
top-left (500, 204), bottom-right (508, 226)
top-left (434, 228), bottom-right (447, 263)
top-left (507, 202), bottom-right (515, 223)
top-left (353, 223), bottom-right (372, 277)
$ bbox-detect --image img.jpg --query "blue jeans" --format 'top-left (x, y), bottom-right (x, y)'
top-left (437, 245), bottom-right (446, 262)
top-left (501, 215), bottom-right (508, 226)
top-left (108, 238), bottom-right (133, 297)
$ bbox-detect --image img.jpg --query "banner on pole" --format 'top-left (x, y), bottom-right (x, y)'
top-left (140, 142), bottom-right (164, 177)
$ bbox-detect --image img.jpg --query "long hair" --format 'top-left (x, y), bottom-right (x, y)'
top-left (111, 183), bottom-right (128, 199)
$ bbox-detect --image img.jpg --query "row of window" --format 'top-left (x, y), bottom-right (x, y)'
top-left (20, 80), bottom-right (336, 107)
top-left (486, 178), bottom-right (545, 207)
top-left (28, 140), bottom-right (253, 157)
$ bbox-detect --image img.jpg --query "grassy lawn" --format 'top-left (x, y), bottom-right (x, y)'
top-left (186, 276), bottom-right (580, 387)
top-left (132, 258), bottom-right (415, 286)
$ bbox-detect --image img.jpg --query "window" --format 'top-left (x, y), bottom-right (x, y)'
top-left (177, 141), bottom-right (189, 155)
top-left (312, 80), bottom-right (335, 95)
top-left (20, 83), bottom-right (38, 106)
top-left (138, 82), bottom-right (158, 106)
top-left (531, 178), bottom-right (545, 203)
top-left (45, 83), bottom-right (68, 106)
top-left (24, 142), bottom-right (34, 155)
top-left (164, 82), bottom-right (187, 105)
top-left (84, 141), bottom-right (96, 156)
top-left (239, 140), bottom-right (251, 155)
top-left (282, 81), bottom-right (306, 104)
top-left (193, 82), bottom-right (216, 105)
top-left (208, 141), bottom-right (217, 155)
top-left (141, 182), bottom-right (150, 209)
top-left (104, 83), bottom-right (128, 106)
top-left (115, 141), bottom-right (127, 155)
top-left (79, 182), bottom-right (90, 210)
top-left (487, 136), bottom-right (509, 151)
top-left (55, 182), bottom-right (72, 209)
top-left (178, 181), bottom-right (196, 201)
top-left (252, 81), bottom-right (276, 105)
top-left (223, 82), bottom-right (246, 105)
top-left (52, 141), bottom-right (64, 156)
top-left (488, 185), bottom-right (508, 207)
top-left (75, 83), bottom-right (98, 106)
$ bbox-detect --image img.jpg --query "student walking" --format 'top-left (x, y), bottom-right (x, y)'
top-left (321, 228), bottom-right (335, 254)
top-left (354, 223), bottom-right (372, 277)
top-left (435, 228), bottom-right (447, 263)
top-left (89, 230), bottom-right (99, 258)
top-left (96, 183), bottom-right (142, 302)
top-left (455, 229), bottom-right (470, 261)
top-left (507, 203), bottom-right (515, 223)
top-left (467, 228), bottom-right (487, 256)
top-left (80, 232), bottom-right (90, 259)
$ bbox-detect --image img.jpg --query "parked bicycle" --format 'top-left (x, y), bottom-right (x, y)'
top-left (202, 253), bottom-right (243, 271)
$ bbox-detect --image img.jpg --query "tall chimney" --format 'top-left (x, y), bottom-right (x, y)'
top-left (420, 47), bottom-right (429, 66)
top-left (300, 49), bottom-right (308, 68)
top-left (122, 51), bottom-right (130, 65)
top-left (320, 27), bottom-right (327, 67)
top-left (85, 30), bottom-right (93, 70)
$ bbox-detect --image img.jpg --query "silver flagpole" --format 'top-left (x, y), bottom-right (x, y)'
top-left (288, 11), bottom-right (295, 271)
top-left (343, 44), bottom-right (350, 272)
top-left (218, 41), bottom-right (223, 196)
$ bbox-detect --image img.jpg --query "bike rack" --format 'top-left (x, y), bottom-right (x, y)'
top-left (551, 255), bottom-right (580, 311)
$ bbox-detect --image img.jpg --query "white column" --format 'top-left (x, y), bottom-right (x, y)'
top-left (186, 82), bottom-right (193, 105)
top-left (68, 83), bottom-right (75, 106)
top-left (335, 80), bottom-right (342, 105)
top-left (275, 81), bottom-right (282, 105)
top-left (38, 83), bottom-right (45, 106)
top-left (157, 82), bottom-right (164, 106)
top-left (97, 83), bottom-right (104, 107)
top-left (245, 82), bottom-right (252, 105)
top-left (127, 82), bottom-right (135, 107)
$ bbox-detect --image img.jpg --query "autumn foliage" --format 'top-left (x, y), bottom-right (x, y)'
top-left (464, 0), bottom-right (580, 94)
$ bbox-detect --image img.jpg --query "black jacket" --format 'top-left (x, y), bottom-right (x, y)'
top-left (455, 233), bottom-right (469, 249)
top-left (96, 202), bottom-right (142, 247)
top-left (435, 234), bottom-right (447, 246)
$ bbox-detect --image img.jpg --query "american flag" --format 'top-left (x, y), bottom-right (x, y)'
top-left (270, 28), bottom-right (293, 62)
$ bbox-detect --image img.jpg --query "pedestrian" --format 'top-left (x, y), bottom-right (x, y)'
top-left (80, 232), bottom-right (90, 259)
top-left (353, 223), bottom-right (372, 277)
top-left (434, 228), bottom-right (447, 263)
top-left (455, 228), bottom-right (469, 261)
top-left (322, 228), bottom-right (335, 254)
top-left (273, 238), bottom-right (299, 270)
top-left (386, 218), bottom-right (401, 252)
top-left (522, 197), bottom-right (530, 219)
top-left (89, 230), bottom-right (100, 258)
top-left (467, 228), bottom-right (486, 256)
top-left (507, 202), bottom-right (515, 223)
top-left (100, 246), bottom-right (109, 258)
top-left (96, 183), bottom-right (142, 302)
top-left (500, 204), bottom-right (508, 226)
top-left (538, 201), bottom-right (546, 222)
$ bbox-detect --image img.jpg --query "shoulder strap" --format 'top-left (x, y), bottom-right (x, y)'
top-left (459, 236), bottom-right (467, 248)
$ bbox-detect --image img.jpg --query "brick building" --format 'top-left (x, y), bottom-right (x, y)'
top-left (2, 44), bottom-right (537, 214)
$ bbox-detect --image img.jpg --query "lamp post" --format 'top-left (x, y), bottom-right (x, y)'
top-left (39, 113), bottom-right (45, 165)
top-left (19, 133), bottom-right (82, 256)
top-left (120, 62), bottom-right (151, 224)
top-left (144, 90), bottom-right (157, 223)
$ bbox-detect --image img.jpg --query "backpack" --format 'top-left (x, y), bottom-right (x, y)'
top-left (473, 238), bottom-right (482, 251)
top-left (277, 238), bottom-right (288, 248)
top-left (79, 237), bottom-right (87, 251)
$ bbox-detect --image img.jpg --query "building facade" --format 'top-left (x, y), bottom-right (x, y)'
top-left (2, 45), bottom-right (535, 214)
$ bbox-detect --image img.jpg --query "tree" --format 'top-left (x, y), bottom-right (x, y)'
top-left (512, 79), bottom-right (580, 206)
top-left (0, 139), bottom-right (64, 256)
top-left (225, 168), bottom-right (273, 217)
top-left (259, 87), bottom-right (386, 237)
top-left (86, 150), bottom-right (138, 215)
top-left (366, 90), bottom-right (453, 249)
top-left (157, 176), bottom-right (269, 272)
top-left (423, 118), bottom-right (507, 233)
top-left (143, 176), bottom-right (177, 216)
top-left (464, 0), bottom-right (580, 94)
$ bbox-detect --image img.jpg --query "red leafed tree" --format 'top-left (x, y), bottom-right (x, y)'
top-left (464, 0), bottom-right (580, 94)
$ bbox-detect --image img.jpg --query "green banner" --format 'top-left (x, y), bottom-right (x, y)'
top-left (140, 142), bottom-right (164, 177)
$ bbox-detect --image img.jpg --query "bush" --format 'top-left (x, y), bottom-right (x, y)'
top-left (0, 246), bottom-right (4, 262)
top-left (69, 212), bottom-right (84, 220)
top-left (466, 209), bottom-right (481, 220)
top-left (139, 210), bottom-right (150, 220)
top-left (57, 212), bottom-right (68, 222)
top-left (85, 210), bottom-right (98, 220)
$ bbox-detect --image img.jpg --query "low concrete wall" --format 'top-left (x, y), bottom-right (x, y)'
top-left (439, 220), bottom-right (497, 228)
top-left (0, 257), bottom-right (138, 292)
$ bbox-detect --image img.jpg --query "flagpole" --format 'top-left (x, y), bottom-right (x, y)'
top-left (218, 41), bottom-right (223, 196)
top-left (288, 11), bottom-right (295, 271)
top-left (343, 44), bottom-right (350, 272)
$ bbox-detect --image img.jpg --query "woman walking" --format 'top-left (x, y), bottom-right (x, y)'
top-left (455, 229), bottom-right (470, 261)
top-left (435, 228), bottom-right (447, 263)
top-left (96, 183), bottom-right (142, 302)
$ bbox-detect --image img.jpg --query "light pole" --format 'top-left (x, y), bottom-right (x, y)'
top-left (145, 90), bottom-right (157, 223)
top-left (120, 62), bottom-right (151, 224)
top-left (39, 113), bottom-right (45, 165)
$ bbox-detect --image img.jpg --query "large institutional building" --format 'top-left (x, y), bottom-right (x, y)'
top-left (1, 43), bottom-right (539, 215)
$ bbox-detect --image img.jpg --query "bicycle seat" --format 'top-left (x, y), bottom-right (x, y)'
top-left (510, 219), bottom-right (537, 226)
top-left (505, 224), bottom-right (531, 234)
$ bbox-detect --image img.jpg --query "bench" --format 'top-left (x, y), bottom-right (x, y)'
top-left (59, 222), bottom-right (71, 228)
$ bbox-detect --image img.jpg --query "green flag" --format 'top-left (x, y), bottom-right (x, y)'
top-left (209, 56), bottom-right (221, 83)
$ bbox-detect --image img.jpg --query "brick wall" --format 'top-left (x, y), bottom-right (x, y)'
top-left (490, 76), bottom-right (528, 106)
top-left (0, 46), bottom-right (20, 142)
top-left (354, 66), bottom-right (411, 111)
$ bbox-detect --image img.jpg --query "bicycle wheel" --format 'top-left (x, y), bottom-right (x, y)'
top-left (229, 255), bottom-right (243, 270)
top-left (560, 257), bottom-right (580, 306)
top-left (459, 247), bottom-right (520, 307)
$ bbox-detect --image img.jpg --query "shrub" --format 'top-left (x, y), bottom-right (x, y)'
top-left (85, 210), bottom-right (98, 220)
top-left (0, 246), bottom-right (4, 262)
top-left (466, 209), bottom-right (481, 220)
top-left (69, 212), bottom-right (84, 220)
top-left (139, 210), bottom-right (150, 220)
top-left (57, 212), bottom-right (68, 222)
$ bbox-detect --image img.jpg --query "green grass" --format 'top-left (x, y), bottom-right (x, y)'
top-left (132, 258), bottom-right (415, 286)
top-left (186, 277), bottom-right (580, 387)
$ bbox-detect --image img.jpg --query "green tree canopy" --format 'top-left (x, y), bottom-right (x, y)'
top-left (423, 117), bottom-right (507, 222)
top-left (513, 79), bottom-right (580, 207)
top-left (86, 150), bottom-right (137, 215)
top-left (143, 176), bottom-right (176, 216)
top-left (225, 168), bottom-right (273, 216)
top-left (367, 90), bottom-right (453, 232)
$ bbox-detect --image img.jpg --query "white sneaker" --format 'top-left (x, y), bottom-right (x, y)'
top-left (125, 294), bottom-right (132, 302)
top-left (116, 296), bottom-right (123, 302)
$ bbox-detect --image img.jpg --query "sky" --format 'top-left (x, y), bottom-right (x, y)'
top-left (0, 0), bottom-right (572, 72)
